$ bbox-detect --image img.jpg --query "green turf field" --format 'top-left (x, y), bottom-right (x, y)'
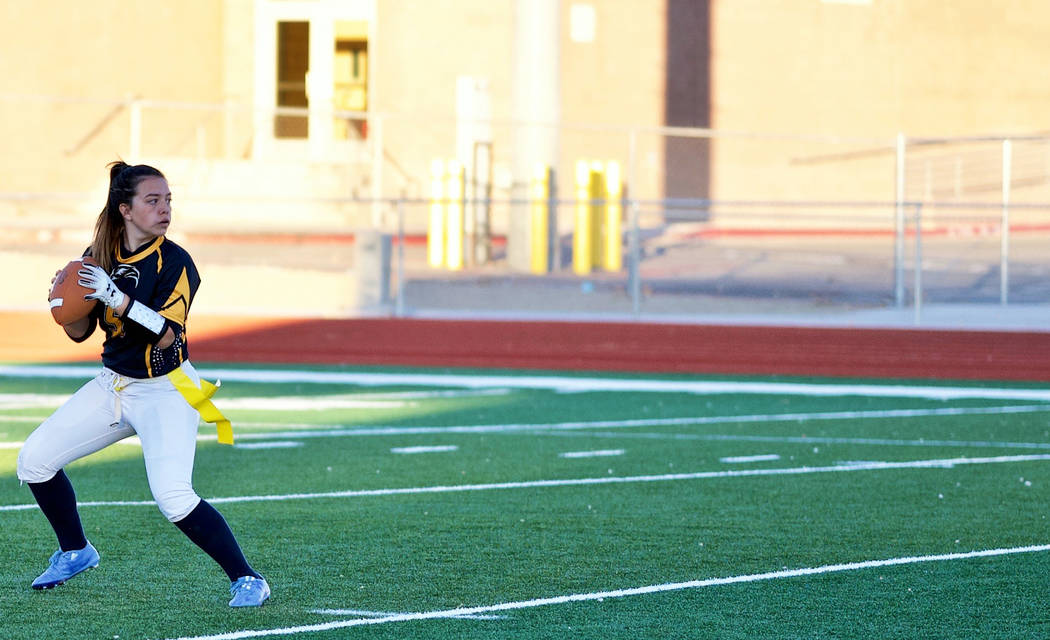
top-left (0, 362), bottom-right (1049, 639)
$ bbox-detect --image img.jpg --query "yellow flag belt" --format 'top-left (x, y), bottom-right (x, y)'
top-left (167, 367), bottom-right (234, 445)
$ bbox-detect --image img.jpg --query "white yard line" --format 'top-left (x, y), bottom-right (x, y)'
top-left (390, 445), bottom-right (459, 454)
top-left (2, 453), bottom-right (1049, 513)
top-left (559, 449), bottom-right (625, 458)
top-left (720, 454), bottom-right (781, 463)
top-left (2, 364), bottom-right (1050, 401)
top-left (233, 442), bottom-right (303, 450)
top-left (166, 544), bottom-right (1050, 640)
top-left (308, 608), bottom-right (504, 620)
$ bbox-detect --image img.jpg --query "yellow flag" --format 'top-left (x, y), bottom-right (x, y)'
top-left (167, 367), bottom-right (234, 445)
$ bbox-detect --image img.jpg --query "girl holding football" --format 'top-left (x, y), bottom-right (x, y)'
top-left (17, 161), bottom-right (270, 607)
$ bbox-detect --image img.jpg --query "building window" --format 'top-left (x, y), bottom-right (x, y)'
top-left (275, 21), bottom-right (309, 138)
top-left (334, 20), bottom-right (369, 140)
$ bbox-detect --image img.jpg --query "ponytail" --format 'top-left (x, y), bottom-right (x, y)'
top-left (89, 160), bottom-right (165, 272)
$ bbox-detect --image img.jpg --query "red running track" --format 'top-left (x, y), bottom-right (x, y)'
top-left (189, 317), bottom-right (1050, 382)
top-left (4, 312), bottom-right (1048, 381)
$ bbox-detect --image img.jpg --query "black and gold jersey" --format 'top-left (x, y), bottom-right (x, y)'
top-left (84, 237), bottom-right (200, 378)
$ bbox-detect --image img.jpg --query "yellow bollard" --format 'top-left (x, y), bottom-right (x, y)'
top-left (444, 160), bottom-right (465, 270)
top-left (573, 160), bottom-right (592, 275)
top-left (589, 161), bottom-right (605, 270)
top-left (530, 164), bottom-right (550, 274)
top-left (428, 159), bottom-right (446, 268)
top-left (603, 161), bottom-right (622, 271)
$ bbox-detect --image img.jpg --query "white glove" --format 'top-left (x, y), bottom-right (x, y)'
top-left (77, 264), bottom-right (127, 310)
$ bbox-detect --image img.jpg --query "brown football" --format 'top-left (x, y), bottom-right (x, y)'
top-left (48, 256), bottom-right (99, 326)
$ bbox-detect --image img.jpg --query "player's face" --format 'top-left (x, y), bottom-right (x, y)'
top-left (122, 177), bottom-right (172, 247)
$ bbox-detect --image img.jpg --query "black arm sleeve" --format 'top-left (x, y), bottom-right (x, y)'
top-left (68, 306), bottom-right (101, 343)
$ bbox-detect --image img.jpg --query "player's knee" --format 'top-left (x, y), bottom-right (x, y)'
top-left (16, 438), bottom-right (59, 484)
top-left (155, 488), bottom-right (201, 522)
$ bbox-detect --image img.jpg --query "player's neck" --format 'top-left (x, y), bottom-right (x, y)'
top-left (123, 231), bottom-right (161, 253)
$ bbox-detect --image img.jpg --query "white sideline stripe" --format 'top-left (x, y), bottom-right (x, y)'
top-left (541, 429), bottom-right (1050, 451)
top-left (238, 402), bottom-right (1050, 428)
top-left (3, 364), bottom-right (1050, 401)
top-left (3, 405), bottom-right (1050, 452)
top-left (0, 389), bottom-right (507, 411)
top-left (168, 544), bottom-right (1050, 640)
top-left (3, 404), bottom-right (1049, 448)
top-left (3, 453), bottom-right (1049, 513)
top-left (0, 393), bottom-right (408, 411)
top-left (0, 415), bottom-right (49, 423)
top-left (217, 398), bottom-right (411, 410)
top-left (308, 608), bottom-right (504, 620)
top-left (559, 449), bottom-right (625, 458)
top-left (390, 445), bottom-right (459, 454)
top-left (13, 402), bottom-right (1046, 430)
top-left (358, 388), bottom-right (514, 400)
top-left (187, 404), bottom-right (1050, 443)
top-left (721, 454), bottom-right (781, 463)
top-left (0, 394), bottom-right (70, 409)
top-left (5, 404), bottom-right (1050, 450)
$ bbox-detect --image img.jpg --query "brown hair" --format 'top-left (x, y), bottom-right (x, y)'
top-left (89, 161), bottom-right (165, 272)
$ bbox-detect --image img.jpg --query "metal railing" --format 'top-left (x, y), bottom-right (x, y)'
top-left (365, 196), bottom-right (1048, 325)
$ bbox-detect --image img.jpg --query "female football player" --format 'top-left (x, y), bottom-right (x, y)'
top-left (17, 161), bottom-right (270, 607)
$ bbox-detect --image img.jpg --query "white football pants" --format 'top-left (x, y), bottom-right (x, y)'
top-left (17, 361), bottom-right (204, 522)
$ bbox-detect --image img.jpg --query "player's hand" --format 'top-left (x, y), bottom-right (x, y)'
top-left (48, 270), bottom-right (60, 297)
top-left (77, 264), bottom-right (127, 310)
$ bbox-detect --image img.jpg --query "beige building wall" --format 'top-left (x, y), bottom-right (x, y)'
top-left (559, 1), bottom-right (667, 204)
top-left (370, 0), bottom-right (514, 198)
top-left (0, 1), bottom-right (226, 194)
top-left (709, 0), bottom-right (1050, 204)
top-left (1, 0), bottom-right (1049, 229)
top-left (370, 1), bottom-right (668, 226)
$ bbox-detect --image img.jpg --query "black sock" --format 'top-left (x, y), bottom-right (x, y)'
top-left (28, 470), bottom-right (88, 552)
top-left (174, 500), bottom-right (259, 582)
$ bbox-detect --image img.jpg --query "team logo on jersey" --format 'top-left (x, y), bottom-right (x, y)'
top-left (102, 307), bottom-right (126, 338)
top-left (112, 264), bottom-right (140, 286)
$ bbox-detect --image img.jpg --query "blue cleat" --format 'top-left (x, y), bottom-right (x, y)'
top-left (229, 575), bottom-right (270, 607)
top-left (31, 542), bottom-right (100, 590)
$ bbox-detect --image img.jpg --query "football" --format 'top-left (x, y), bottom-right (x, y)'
top-left (48, 256), bottom-right (99, 325)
